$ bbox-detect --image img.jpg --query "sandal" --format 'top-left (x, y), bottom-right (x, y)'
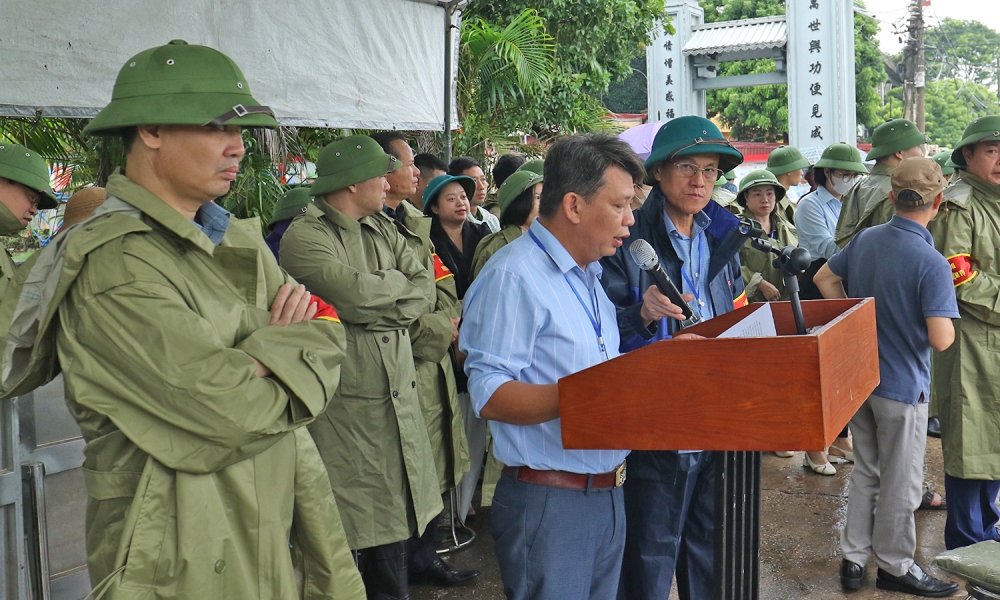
top-left (920, 489), bottom-right (947, 510)
top-left (774, 451), bottom-right (795, 458)
top-left (829, 444), bottom-right (854, 463)
top-left (804, 452), bottom-right (836, 476)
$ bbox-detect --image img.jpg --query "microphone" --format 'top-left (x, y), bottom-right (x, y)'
top-left (629, 239), bottom-right (700, 326)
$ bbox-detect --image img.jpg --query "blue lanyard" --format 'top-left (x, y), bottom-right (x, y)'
top-left (679, 232), bottom-right (706, 310)
top-left (528, 230), bottom-right (608, 359)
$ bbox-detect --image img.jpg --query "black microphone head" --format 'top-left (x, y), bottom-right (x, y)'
top-left (788, 247), bottom-right (812, 273)
top-left (629, 239), bottom-right (659, 271)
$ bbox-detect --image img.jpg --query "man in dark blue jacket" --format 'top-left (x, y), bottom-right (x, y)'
top-left (602, 116), bottom-right (746, 600)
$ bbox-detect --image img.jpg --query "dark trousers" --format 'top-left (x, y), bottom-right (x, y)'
top-left (491, 471), bottom-right (626, 600)
top-left (407, 515), bottom-right (439, 574)
top-left (357, 541), bottom-right (409, 600)
top-left (944, 474), bottom-right (1000, 549)
top-left (619, 451), bottom-right (715, 600)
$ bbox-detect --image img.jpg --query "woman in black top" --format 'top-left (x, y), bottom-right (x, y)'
top-left (423, 174), bottom-right (492, 299)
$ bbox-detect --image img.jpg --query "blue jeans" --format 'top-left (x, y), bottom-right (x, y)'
top-left (944, 474), bottom-right (1000, 549)
top-left (619, 451), bottom-right (715, 600)
top-left (490, 471), bottom-right (626, 600)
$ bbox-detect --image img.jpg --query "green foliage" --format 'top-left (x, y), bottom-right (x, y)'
top-left (604, 56), bottom-right (649, 114)
top-left (875, 79), bottom-right (997, 147)
top-left (925, 18), bottom-right (1000, 88)
top-left (462, 0), bottom-right (667, 140)
top-left (700, 0), bottom-right (885, 140)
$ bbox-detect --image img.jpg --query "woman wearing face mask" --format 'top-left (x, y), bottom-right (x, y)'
top-left (794, 143), bottom-right (867, 263)
top-left (793, 143), bottom-right (867, 474)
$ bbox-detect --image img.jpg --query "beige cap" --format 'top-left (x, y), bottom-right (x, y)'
top-left (62, 187), bottom-right (107, 228)
top-left (891, 157), bottom-right (945, 206)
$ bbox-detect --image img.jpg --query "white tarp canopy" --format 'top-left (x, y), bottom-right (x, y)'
top-left (0, 0), bottom-right (454, 130)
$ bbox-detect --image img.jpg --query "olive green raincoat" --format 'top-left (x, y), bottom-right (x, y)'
top-left (482, 192), bottom-right (501, 218)
top-left (735, 211), bottom-right (799, 302)
top-left (0, 202), bottom-right (25, 300)
top-left (386, 201), bottom-right (469, 492)
top-left (712, 187), bottom-right (739, 215)
top-left (928, 170), bottom-right (1000, 479)
top-left (470, 225), bottom-right (522, 280)
top-left (835, 164), bottom-right (892, 246)
top-left (279, 199), bottom-right (442, 550)
top-left (0, 173), bottom-right (364, 599)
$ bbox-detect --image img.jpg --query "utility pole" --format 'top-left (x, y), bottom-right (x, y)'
top-left (903, 0), bottom-right (926, 132)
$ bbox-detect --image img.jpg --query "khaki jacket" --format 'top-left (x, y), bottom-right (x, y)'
top-left (928, 171), bottom-right (1000, 479)
top-left (835, 164), bottom-right (893, 246)
top-left (0, 174), bottom-right (364, 599)
top-left (735, 211), bottom-right (799, 302)
top-left (470, 224), bottom-right (522, 280)
top-left (388, 201), bottom-right (469, 492)
top-left (280, 199), bottom-right (442, 549)
top-left (0, 202), bottom-right (24, 300)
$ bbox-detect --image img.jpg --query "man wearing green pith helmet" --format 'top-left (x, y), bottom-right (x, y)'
top-left (0, 40), bottom-right (364, 599)
top-left (0, 143), bottom-right (58, 299)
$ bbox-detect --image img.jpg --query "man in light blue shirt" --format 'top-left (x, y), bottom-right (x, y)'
top-left (460, 134), bottom-right (660, 600)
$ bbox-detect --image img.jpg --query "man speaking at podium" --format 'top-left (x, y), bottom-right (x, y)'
top-left (601, 116), bottom-right (746, 600)
top-left (459, 134), bottom-right (648, 600)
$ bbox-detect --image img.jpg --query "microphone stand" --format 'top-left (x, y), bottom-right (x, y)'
top-left (750, 238), bottom-right (811, 336)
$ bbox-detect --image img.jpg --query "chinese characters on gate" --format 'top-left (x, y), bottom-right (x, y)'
top-left (663, 39), bottom-right (676, 119)
top-left (808, 0), bottom-right (823, 140)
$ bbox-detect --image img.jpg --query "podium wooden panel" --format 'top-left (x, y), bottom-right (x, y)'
top-left (558, 298), bottom-right (879, 452)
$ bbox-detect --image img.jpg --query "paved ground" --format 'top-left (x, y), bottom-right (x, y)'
top-left (413, 436), bottom-right (969, 599)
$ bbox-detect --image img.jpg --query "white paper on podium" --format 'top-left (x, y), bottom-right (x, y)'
top-left (717, 304), bottom-right (778, 338)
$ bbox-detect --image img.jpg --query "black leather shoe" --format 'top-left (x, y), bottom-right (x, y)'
top-left (876, 564), bottom-right (960, 597)
top-left (927, 416), bottom-right (942, 438)
top-left (410, 559), bottom-right (479, 586)
top-left (840, 559), bottom-right (865, 592)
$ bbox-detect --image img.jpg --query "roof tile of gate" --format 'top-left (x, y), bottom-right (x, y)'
top-left (683, 15), bottom-right (787, 56)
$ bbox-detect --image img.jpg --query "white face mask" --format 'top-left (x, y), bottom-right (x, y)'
top-left (829, 174), bottom-right (856, 196)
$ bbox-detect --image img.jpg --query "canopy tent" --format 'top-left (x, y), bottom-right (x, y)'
top-left (0, 0), bottom-right (465, 131)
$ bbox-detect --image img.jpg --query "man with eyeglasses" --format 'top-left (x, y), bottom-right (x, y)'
top-left (601, 116), bottom-right (748, 600)
top-left (835, 119), bottom-right (927, 246)
top-left (0, 142), bottom-right (58, 299)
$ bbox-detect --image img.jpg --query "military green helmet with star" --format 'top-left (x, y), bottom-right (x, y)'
top-left (0, 142), bottom-right (58, 209)
top-left (767, 146), bottom-right (811, 176)
top-left (84, 40), bottom-right (279, 136)
top-left (951, 115), bottom-right (1000, 167)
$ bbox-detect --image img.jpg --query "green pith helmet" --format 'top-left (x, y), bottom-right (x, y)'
top-left (422, 174), bottom-right (476, 215)
top-left (645, 116), bottom-right (744, 173)
top-left (517, 159), bottom-right (544, 175)
top-left (736, 169), bottom-right (786, 207)
top-left (814, 143), bottom-right (867, 173)
top-left (269, 187), bottom-right (312, 227)
top-left (310, 136), bottom-right (401, 197)
top-left (83, 40), bottom-right (279, 135)
top-left (865, 118), bottom-right (927, 161)
top-left (932, 151), bottom-right (956, 176)
top-left (714, 169), bottom-right (736, 187)
top-left (498, 171), bottom-right (543, 218)
top-left (767, 146), bottom-right (811, 176)
top-left (951, 115), bottom-right (1000, 167)
top-left (0, 142), bottom-right (58, 208)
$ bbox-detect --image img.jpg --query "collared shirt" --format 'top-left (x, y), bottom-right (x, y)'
top-left (795, 185), bottom-right (841, 260)
top-left (828, 215), bottom-right (960, 404)
top-left (193, 201), bottom-right (231, 246)
top-left (460, 219), bottom-right (628, 474)
top-left (663, 210), bottom-right (715, 321)
top-left (467, 205), bottom-right (500, 233)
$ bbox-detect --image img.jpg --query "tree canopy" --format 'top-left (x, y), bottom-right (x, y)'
top-left (876, 79), bottom-right (996, 148)
top-left (924, 18), bottom-right (1000, 88)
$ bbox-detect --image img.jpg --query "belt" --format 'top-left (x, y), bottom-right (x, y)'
top-left (502, 462), bottom-right (626, 491)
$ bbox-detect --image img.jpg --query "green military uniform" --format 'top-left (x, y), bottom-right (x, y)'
top-left (733, 170), bottom-right (799, 302)
top-left (836, 119), bottom-right (926, 246)
top-left (482, 191), bottom-right (501, 218)
top-left (929, 168), bottom-right (1000, 479)
top-left (471, 226), bottom-right (522, 280)
top-left (0, 143), bottom-right (58, 299)
top-left (279, 138), bottom-right (442, 550)
top-left (834, 163), bottom-right (893, 245)
top-left (1, 174), bottom-right (364, 599)
top-left (388, 200), bottom-right (469, 492)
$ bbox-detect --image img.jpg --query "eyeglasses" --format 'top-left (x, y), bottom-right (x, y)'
top-left (830, 170), bottom-right (866, 183)
top-left (670, 162), bottom-right (722, 181)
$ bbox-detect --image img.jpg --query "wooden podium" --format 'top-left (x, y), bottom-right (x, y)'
top-left (558, 298), bottom-right (880, 600)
